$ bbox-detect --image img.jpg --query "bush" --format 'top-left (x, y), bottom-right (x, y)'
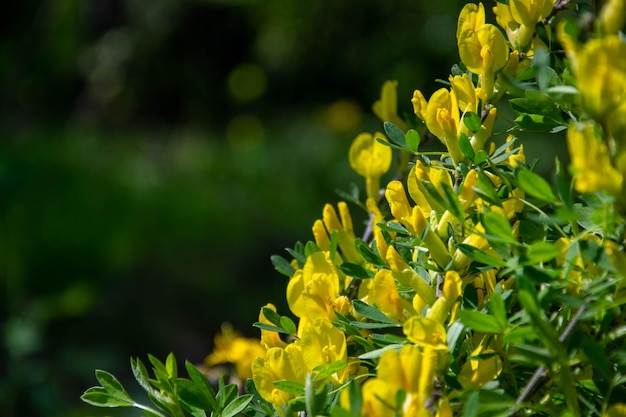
top-left (82, 1), bottom-right (626, 416)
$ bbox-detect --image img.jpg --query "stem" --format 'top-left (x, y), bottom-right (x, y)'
top-left (514, 307), bottom-right (586, 410)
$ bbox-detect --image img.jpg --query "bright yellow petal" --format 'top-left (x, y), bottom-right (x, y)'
top-left (458, 346), bottom-right (503, 389)
top-left (567, 122), bottom-right (623, 195)
top-left (403, 316), bottom-right (448, 350)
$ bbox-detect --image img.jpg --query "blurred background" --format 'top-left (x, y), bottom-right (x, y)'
top-left (0, 0), bottom-right (493, 415)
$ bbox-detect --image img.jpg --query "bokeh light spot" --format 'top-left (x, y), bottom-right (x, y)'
top-left (227, 114), bottom-right (265, 150)
top-left (319, 99), bottom-right (363, 133)
top-left (227, 63), bottom-right (267, 102)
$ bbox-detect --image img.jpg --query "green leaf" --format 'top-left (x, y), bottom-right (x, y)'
top-left (440, 181), bottom-right (464, 221)
top-left (271, 255), bottom-right (295, 277)
top-left (330, 406), bottom-right (355, 417)
top-left (463, 112), bottom-right (482, 132)
top-left (261, 306), bottom-right (282, 327)
top-left (352, 300), bottom-right (395, 324)
top-left (459, 310), bottom-right (505, 334)
top-left (525, 241), bottom-right (564, 264)
top-left (222, 394), bottom-right (253, 417)
top-left (489, 292), bottom-right (507, 330)
top-left (383, 121), bottom-right (406, 146)
top-left (503, 326), bottom-right (537, 345)
top-left (474, 150), bottom-right (489, 165)
top-left (455, 243), bottom-right (507, 267)
top-left (581, 338), bottom-right (613, 380)
top-left (279, 316), bottom-right (297, 334)
top-left (304, 240), bottom-right (321, 257)
top-left (358, 344), bottom-right (403, 360)
top-left (253, 322), bottom-right (294, 335)
top-left (405, 129), bottom-right (421, 152)
top-left (356, 240), bottom-right (386, 267)
top-left (518, 265), bottom-right (554, 284)
top-left (518, 220), bottom-right (545, 244)
top-left (463, 391), bottom-right (479, 417)
top-left (349, 321), bottom-right (399, 329)
top-left (131, 358), bottom-right (154, 394)
top-left (474, 171), bottom-right (502, 206)
top-left (377, 222), bottom-right (409, 234)
top-left (514, 113), bottom-right (565, 132)
top-left (516, 170), bottom-right (556, 202)
top-left (95, 370), bottom-right (132, 402)
top-left (286, 244), bottom-right (307, 268)
top-left (459, 132), bottom-right (475, 162)
top-left (446, 320), bottom-right (466, 353)
top-left (177, 378), bottom-right (217, 412)
top-left (421, 181), bottom-right (449, 214)
top-left (554, 157), bottom-right (573, 207)
top-left (349, 379), bottom-right (362, 416)
top-left (185, 361), bottom-right (218, 412)
top-left (165, 353), bottom-right (177, 379)
top-left (510, 88), bottom-right (562, 121)
top-left (305, 374), bottom-right (327, 417)
top-left (481, 211), bottom-right (517, 245)
top-left (369, 333), bottom-right (406, 346)
top-left (338, 262), bottom-right (375, 278)
top-left (81, 387), bottom-right (134, 407)
top-left (217, 378), bottom-right (239, 410)
top-left (273, 380), bottom-right (306, 396)
top-left (312, 360), bottom-right (348, 381)
top-left (148, 354), bottom-right (168, 379)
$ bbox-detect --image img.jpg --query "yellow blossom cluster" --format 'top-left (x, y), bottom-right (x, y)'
top-left (201, 2), bottom-right (626, 417)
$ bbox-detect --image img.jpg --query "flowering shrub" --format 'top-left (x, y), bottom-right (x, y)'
top-left (82, 1), bottom-right (626, 416)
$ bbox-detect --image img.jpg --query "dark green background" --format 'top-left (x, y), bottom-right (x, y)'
top-left (1, 1), bottom-right (562, 416)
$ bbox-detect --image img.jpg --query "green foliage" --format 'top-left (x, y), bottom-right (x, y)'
top-left (81, 1), bottom-right (626, 417)
top-left (82, 354), bottom-right (254, 417)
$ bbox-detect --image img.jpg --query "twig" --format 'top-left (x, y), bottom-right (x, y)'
top-left (514, 307), bottom-right (586, 409)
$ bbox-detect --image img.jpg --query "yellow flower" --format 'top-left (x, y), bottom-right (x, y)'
top-left (456, 2), bottom-right (485, 39)
top-left (259, 304), bottom-right (288, 350)
top-left (372, 269), bottom-right (417, 323)
top-left (575, 36), bottom-right (626, 122)
top-left (493, 2), bottom-right (520, 46)
top-left (286, 251), bottom-right (347, 322)
top-left (508, 0), bottom-right (554, 51)
top-left (457, 3), bottom-right (509, 99)
top-left (453, 224), bottom-right (493, 271)
top-left (349, 132), bottom-right (392, 201)
top-left (385, 180), bottom-right (427, 236)
top-left (509, 0), bottom-right (554, 27)
top-left (252, 342), bottom-right (308, 413)
top-left (372, 80), bottom-right (409, 131)
top-left (458, 345), bottom-right (503, 388)
top-left (361, 345), bottom-right (443, 417)
top-left (367, 197), bottom-right (390, 259)
top-left (403, 316), bottom-right (448, 351)
top-left (205, 323), bottom-right (266, 380)
top-left (427, 271), bottom-right (463, 324)
top-left (386, 245), bottom-right (437, 307)
top-left (425, 88), bottom-right (465, 165)
top-left (449, 73), bottom-right (479, 114)
top-left (605, 403), bottom-right (626, 417)
top-left (312, 219), bottom-right (332, 253)
top-left (322, 202), bottom-right (362, 264)
top-left (567, 122), bottom-right (623, 195)
top-left (471, 107), bottom-right (497, 152)
top-left (598, 0), bottom-right (625, 35)
top-left (385, 180), bottom-right (452, 268)
top-left (457, 21), bottom-right (508, 74)
top-left (412, 89), bottom-right (428, 121)
top-left (300, 319), bottom-right (348, 383)
top-left (408, 160), bottom-right (453, 214)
